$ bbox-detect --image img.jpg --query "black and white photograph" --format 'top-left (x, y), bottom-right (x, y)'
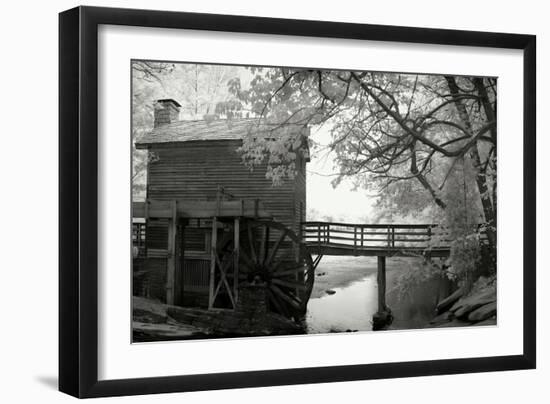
top-left (0, 0), bottom-right (545, 400)
top-left (131, 60), bottom-right (498, 342)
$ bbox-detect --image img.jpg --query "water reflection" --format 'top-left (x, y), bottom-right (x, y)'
top-left (304, 255), bottom-right (438, 333)
top-left (306, 275), bottom-right (378, 333)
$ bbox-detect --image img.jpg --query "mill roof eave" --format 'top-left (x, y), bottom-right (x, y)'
top-left (135, 118), bottom-right (311, 162)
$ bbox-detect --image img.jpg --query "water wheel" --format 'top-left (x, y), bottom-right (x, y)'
top-left (217, 219), bottom-right (314, 319)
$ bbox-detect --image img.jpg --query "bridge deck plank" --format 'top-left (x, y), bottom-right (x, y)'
top-left (305, 242), bottom-right (450, 257)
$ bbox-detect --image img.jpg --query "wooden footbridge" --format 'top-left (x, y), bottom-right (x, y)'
top-left (132, 108), bottom-right (482, 332)
top-left (302, 221), bottom-right (492, 328)
top-left (302, 221), bottom-right (452, 266)
top-left (133, 199), bottom-right (458, 329)
top-left (301, 221), bottom-right (456, 328)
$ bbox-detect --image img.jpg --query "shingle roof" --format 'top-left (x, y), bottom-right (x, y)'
top-left (135, 118), bottom-right (265, 148)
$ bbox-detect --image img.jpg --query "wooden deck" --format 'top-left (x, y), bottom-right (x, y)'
top-left (133, 199), bottom-right (272, 220)
top-left (305, 243), bottom-right (451, 257)
top-left (300, 221), bottom-right (473, 327)
top-left (302, 221), bottom-right (453, 258)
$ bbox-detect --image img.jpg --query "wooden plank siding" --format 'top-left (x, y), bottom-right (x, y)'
top-left (146, 140), bottom-right (305, 233)
top-left (140, 139), bottom-right (307, 307)
top-left (294, 153), bottom-right (307, 237)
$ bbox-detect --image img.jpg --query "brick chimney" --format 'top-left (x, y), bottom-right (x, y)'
top-left (153, 99), bottom-right (181, 127)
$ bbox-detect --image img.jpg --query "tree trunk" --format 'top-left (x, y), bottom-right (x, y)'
top-left (472, 78), bottom-right (497, 274)
top-left (445, 77), bottom-right (497, 273)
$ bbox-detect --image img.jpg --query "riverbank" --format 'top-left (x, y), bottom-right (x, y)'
top-left (311, 255), bottom-right (420, 298)
top-left (307, 255), bottom-right (487, 332)
top-left (306, 255), bottom-right (431, 333)
top-left (429, 276), bottom-right (497, 328)
top-left (133, 292), bottom-right (304, 342)
top-left (385, 273), bottom-right (442, 330)
top-left (133, 255), bottom-right (493, 341)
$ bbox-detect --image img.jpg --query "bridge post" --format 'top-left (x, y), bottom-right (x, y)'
top-left (373, 255), bottom-right (393, 330)
top-left (377, 256), bottom-right (386, 311)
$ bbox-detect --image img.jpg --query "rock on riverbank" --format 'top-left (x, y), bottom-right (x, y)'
top-left (133, 295), bottom-right (304, 342)
top-left (430, 276), bottom-right (496, 328)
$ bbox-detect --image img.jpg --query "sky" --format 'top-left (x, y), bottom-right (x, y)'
top-left (306, 124), bottom-right (376, 223)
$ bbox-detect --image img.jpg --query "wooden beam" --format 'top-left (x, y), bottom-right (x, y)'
top-left (305, 244), bottom-right (451, 258)
top-left (377, 256), bottom-right (387, 312)
top-left (165, 200), bottom-right (177, 305)
top-left (303, 220), bottom-right (444, 229)
top-left (354, 226), bottom-right (357, 254)
top-left (233, 218), bottom-right (240, 304)
top-left (208, 217), bottom-right (218, 310)
top-left (132, 199), bottom-right (272, 219)
top-left (317, 223), bottom-right (321, 248)
top-left (213, 252), bottom-right (236, 309)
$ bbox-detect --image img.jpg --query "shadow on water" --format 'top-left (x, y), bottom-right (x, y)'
top-left (386, 276), bottom-right (441, 330)
top-left (306, 276), bottom-right (378, 333)
top-left (305, 256), bottom-right (439, 334)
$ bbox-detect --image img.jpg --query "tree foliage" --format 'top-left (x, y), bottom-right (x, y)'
top-left (131, 61), bottom-right (244, 199)
top-left (230, 67), bottom-right (497, 280)
top-left (131, 62), bottom-right (498, 287)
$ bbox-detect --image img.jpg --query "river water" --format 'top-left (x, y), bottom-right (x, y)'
top-left (304, 256), bottom-right (439, 334)
top-left (306, 275), bottom-right (378, 333)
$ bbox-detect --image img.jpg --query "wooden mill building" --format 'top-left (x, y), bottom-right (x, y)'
top-left (134, 99), bottom-right (310, 309)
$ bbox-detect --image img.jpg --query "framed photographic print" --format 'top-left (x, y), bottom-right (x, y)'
top-left (59, 6), bottom-right (536, 398)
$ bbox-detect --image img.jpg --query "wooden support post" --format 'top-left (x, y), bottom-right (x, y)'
top-left (166, 200), bottom-right (177, 305)
top-left (377, 255), bottom-right (387, 312)
top-left (361, 227), bottom-right (364, 247)
top-left (294, 225), bottom-right (301, 298)
top-left (215, 187), bottom-right (221, 216)
top-left (208, 217), bottom-right (218, 310)
top-left (372, 255), bottom-right (392, 330)
top-left (144, 199), bottom-right (149, 223)
top-left (233, 218), bottom-right (240, 304)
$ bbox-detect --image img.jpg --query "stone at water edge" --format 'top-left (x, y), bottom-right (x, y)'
top-left (372, 309), bottom-right (393, 331)
top-left (468, 302), bottom-right (497, 322)
top-left (429, 311), bottom-right (454, 326)
top-left (325, 289), bottom-right (336, 295)
top-left (453, 296), bottom-right (496, 319)
top-left (435, 287), bottom-right (464, 314)
top-left (449, 287), bottom-right (496, 316)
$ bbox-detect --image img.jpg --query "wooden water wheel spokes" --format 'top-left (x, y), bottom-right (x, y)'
top-left (239, 220), bottom-right (314, 319)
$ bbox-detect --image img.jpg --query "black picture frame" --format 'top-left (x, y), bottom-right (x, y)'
top-left (59, 5), bottom-right (536, 398)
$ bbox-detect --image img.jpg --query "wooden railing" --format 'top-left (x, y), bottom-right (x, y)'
top-left (132, 221), bottom-right (147, 256)
top-left (302, 221), bottom-right (450, 251)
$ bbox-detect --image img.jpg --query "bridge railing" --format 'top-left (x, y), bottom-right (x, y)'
top-left (301, 221), bottom-right (452, 251)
